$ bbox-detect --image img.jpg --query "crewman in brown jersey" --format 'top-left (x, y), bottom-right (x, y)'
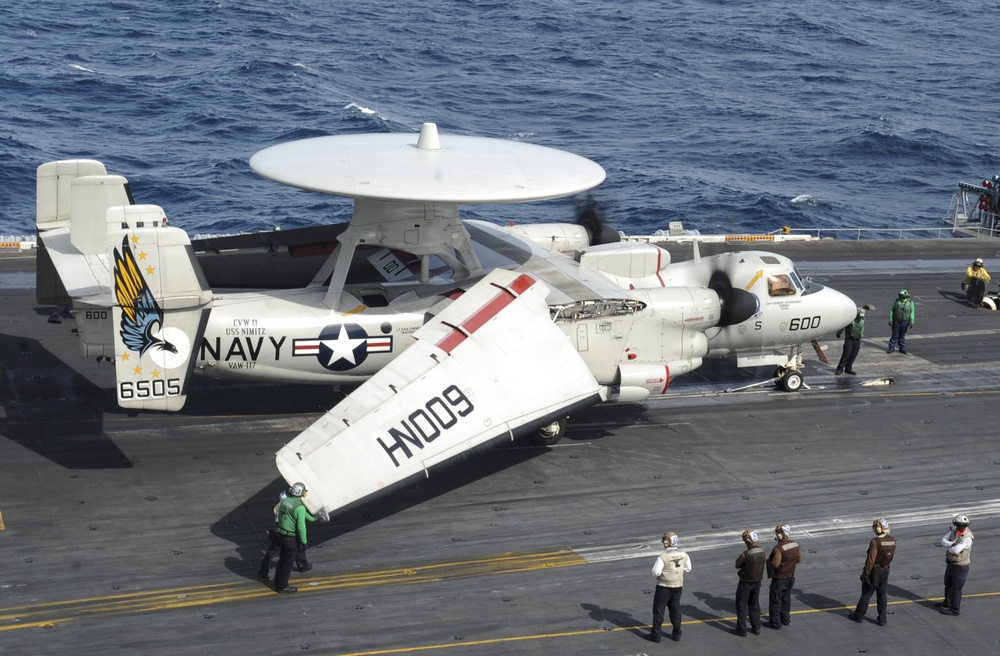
top-left (848, 517), bottom-right (897, 626)
top-left (766, 524), bottom-right (801, 629)
top-left (731, 529), bottom-right (765, 637)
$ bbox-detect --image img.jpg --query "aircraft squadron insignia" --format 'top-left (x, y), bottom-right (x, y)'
top-left (292, 323), bottom-right (393, 371)
top-left (113, 235), bottom-right (177, 357)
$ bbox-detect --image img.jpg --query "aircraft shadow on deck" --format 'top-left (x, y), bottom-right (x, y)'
top-left (213, 403), bottom-right (655, 580)
top-left (0, 329), bottom-right (352, 469)
top-left (0, 333), bottom-right (131, 469)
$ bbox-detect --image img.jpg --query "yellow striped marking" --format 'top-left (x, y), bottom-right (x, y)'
top-left (745, 269), bottom-right (764, 291)
top-left (0, 549), bottom-right (585, 632)
top-left (725, 234), bottom-right (775, 243)
top-left (0, 510), bottom-right (4, 530)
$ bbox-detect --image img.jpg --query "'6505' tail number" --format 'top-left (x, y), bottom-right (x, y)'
top-left (119, 378), bottom-right (181, 399)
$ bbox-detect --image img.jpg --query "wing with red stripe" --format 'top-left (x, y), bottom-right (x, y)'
top-left (275, 269), bottom-right (601, 517)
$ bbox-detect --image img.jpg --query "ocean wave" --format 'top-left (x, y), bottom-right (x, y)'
top-left (0, 0), bottom-right (996, 238)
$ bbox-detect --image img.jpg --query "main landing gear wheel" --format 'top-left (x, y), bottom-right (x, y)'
top-left (530, 418), bottom-right (567, 446)
top-left (776, 368), bottom-right (803, 392)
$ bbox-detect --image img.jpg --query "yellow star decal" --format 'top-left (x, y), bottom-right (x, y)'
top-left (119, 352), bottom-right (130, 361)
top-left (151, 369), bottom-right (161, 378)
top-left (133, 366), bottom-right (142, 375)
top-left (146, 265), bottom-right (155, 275)
top-left (131, 234), bottom-right (140, 245)
top-left (138, 251), bottom-right (147, 260)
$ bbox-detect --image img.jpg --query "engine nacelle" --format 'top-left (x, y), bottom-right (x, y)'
top-left (628, 287), bottom-right (723, 330)
top-left (611, 358), bottom-right (705, 401)
top-left (499, 222), bottom-right (591, 253)
top-left (578, 241), bottom-right (670, 285)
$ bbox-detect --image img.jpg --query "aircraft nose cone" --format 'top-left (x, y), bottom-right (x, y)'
top-left (830, 288), bottom-right (859, 330)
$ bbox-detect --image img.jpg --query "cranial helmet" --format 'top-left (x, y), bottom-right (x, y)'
top-left (857, 308), bottom-right (867, 318)
top-left (775, 524), bottom-right (790, 539)
top-left (289, 482), bottom-right (307, 497)
top-left (898, 289), bottom-right (910, 298)
top-left (742, 529), bottom-right (759, 544)
top-left (662, 531), bottom-right (679, 548)
top-left (952, 514), bottom-right (971, 528)
top-left (872, 517), bottom-right (889, 534)
top-left (975, 258), bottom-right (984, 266)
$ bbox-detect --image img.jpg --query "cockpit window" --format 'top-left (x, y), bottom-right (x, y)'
top-left (767, 273), bottom-right (798, 297)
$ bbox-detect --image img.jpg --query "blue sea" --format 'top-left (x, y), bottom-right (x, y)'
top-left (2, 0), bottom-right (998, 238)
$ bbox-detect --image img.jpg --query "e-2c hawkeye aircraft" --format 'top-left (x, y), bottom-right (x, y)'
top-left (35, 123), bottom-right (856, 519)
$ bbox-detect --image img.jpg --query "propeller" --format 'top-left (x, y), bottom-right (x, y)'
top-left (575, 196), bottom-right (620, 246)
top-left (709, 270), bottom-right (758, 327)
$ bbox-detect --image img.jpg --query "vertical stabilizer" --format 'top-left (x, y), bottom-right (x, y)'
top-left (70, 174), bottom-right (134, 255)
top-left (36, 160), bottom-right (113, 230)
top-left (108, 206), bottom-right (212, 411)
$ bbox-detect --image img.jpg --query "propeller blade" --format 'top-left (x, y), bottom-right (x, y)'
top-left (575, 197), bottom-right (620, 246)
top-left (709, 271), bottom-right (758, 327)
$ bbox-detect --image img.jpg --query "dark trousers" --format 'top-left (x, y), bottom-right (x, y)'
top-left (735, 579), bottom-right (762, 632)
top-left (888, 322), bottom-right (909, 351)
top-left (274, 534), bottom-right (301, 590)
top-left (854, 566), bottom-right (890, 621)
top-left (258, 529), bottom-right (310, 578)
top-left (768, 577), bottom-right (794, 626)
top-left (943, 563), bottom-right (969, 611)
top-left (836, 338), bottom-right (861, 372)
top-left (651, 585), bottom-right (683, 638)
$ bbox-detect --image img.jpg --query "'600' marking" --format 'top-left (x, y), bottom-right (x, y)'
top-left (377, 385), bottom-right (474, 468)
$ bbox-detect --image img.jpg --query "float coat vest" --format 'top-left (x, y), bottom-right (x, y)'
top-left (656, 548), bottom-right (689, 588)
top-left (737, 546), bottom-right (765, 582)
top-left (769, 538), bottom-right (801, 579)
top-left (946, 529), bottom-right (974, 566)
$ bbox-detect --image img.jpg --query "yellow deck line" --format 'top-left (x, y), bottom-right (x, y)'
top-left (0, 549), bottom-right (586, 632)
top-left (335, 591), bottom-right (1000, 656)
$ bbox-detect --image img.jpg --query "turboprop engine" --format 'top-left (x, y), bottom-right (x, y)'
top-left (551, 272), bottom-right (757, 402)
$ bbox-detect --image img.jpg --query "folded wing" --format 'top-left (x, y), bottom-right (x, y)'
top-left (276, 269), bottom-right (602, 516)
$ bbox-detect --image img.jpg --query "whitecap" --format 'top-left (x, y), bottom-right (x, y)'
top-left (791, 194), bottom-right (814, 204)
top-left (344, 102), bottom-right (377, 116)
top-left (68, 63), bottom-right (96, 73)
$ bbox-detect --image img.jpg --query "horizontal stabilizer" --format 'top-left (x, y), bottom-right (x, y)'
top-left (276, 269), bottom-right (602, 516)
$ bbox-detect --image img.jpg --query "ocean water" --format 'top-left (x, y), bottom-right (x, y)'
top-left (2, 0), bottom-right (998, 238)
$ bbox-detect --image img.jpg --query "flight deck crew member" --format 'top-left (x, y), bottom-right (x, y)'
top-left (766, 524), bottom-right (801, 630)
top-left (962, 258), bottom-right (990, 289)
top-left (887, 289), bottom-right (915, 354)
top-left (273, 482), bottom-right (315, 594)
top-left (731, 529), bottom-right (765, 637)
top-left (835, 308), bottom-right (866, 375)
top-left (938, 514), bottom-right (974, 616)
top-left (645, 531), bottom-right (691, 643)
top-left (258, 490), bottom-right (314, 581)
top-left (848, 518), bottom-right (896, 626)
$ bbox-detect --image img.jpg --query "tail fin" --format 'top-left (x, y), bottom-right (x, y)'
top-left (35, 159), bottom-right (212, 411)
top-left (108, 206), bottom-right (212, 411)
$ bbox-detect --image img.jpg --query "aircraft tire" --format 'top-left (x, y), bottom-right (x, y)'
top-left (780, 370), bottom-right (803, 393)
top-left (530, 418), bottom-right (567, 446)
